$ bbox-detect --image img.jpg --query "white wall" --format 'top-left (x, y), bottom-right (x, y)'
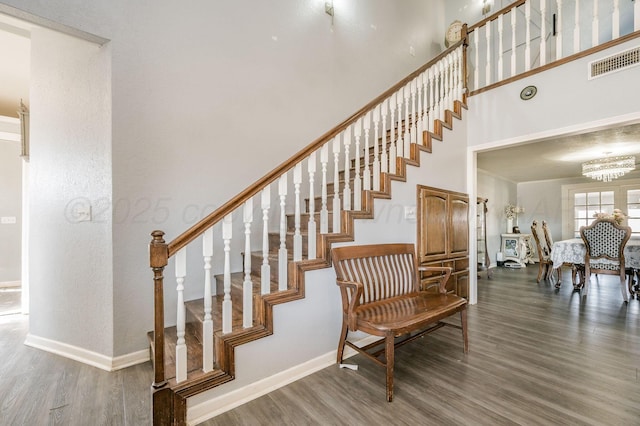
top-left (108, 0), bottom-right (447, 357)
top-left (477, 170), bottom-right (516, 266)
top-left (517, 177), bottom-right (582, 246)
top-left (0, 0), bottom-right (448, 358)
top-left (0, 21), bottom-right (29, 117)
top-left (518, 173), bottom-right (640, 244)
top-left (27, 27), bottom-right (113, 355)
top-left (0, 124), bottom-right (22, 282)
top-left (467, 37), bottom-right (640, 149)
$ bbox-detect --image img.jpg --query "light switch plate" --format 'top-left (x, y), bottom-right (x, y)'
top-left (76, 205), bottom-right (92, 222)
top-left (404, 206), bottom-right (416, 220)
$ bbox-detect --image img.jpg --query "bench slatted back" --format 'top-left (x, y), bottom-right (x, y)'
top-left (332, 243), bottom-right (419, 305)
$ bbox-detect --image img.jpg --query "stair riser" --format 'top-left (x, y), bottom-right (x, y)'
top-left (268, 232), bottom-right (308, 256)
top-left (250, 252), bottom-right (286, 283)
top-left (286, 212), bottom-right (334, 232)
top-left (305, 193), bottom-right (354, 213)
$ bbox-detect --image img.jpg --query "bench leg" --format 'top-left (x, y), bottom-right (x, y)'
top-left (385, 333), bottom-right (394, 402)
top-left (461, 308), bottom-right (468, 354)
top-left (336, 319), bottom-right (348, 363)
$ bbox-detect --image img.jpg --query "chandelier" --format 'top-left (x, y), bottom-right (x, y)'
top-left (582, 155), bottom-right (636, 182)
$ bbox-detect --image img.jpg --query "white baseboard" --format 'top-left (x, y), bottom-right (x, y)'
top-left (112, 349), bottom-right (150, 370)
top-left (24, 333), bottom-right (149, 371)
top-left (0, 280), bottom-right (21, 288)
top-left (187, 334), bottom-right (380, 425)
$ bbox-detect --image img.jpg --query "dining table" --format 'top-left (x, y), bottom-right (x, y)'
top-left (550, 237), bottom-right (640, 291)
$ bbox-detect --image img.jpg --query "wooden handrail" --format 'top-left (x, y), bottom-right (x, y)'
top-left (466, 0), bottom-right (527, 33)
top-left (166, 40), bottom-right (467, 257)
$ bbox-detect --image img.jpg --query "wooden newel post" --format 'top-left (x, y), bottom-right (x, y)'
top-left (461, 23), bottom-right (469, 95)
top-left (150, 230), bottom-right (168, 388)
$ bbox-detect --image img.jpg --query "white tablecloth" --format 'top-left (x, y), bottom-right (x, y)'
top-left (551, 238), bottom-right (640, 269)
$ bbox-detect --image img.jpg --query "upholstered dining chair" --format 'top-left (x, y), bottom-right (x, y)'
top-left (531, 221), bottom-right (553, 282)
top-left (579, 218), bottom-right (632, 302)
top-left (542, 220), bottom-right (582, 287)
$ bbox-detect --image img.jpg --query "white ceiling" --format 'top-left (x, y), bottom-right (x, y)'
top-left (477, 122), bottom-right (640, 183)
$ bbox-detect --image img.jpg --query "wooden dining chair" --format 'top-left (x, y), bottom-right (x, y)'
top-left (531, 220), bottom-right (553, 282)
top-left (579, 218), bottom-right (632, 302)
top-left (542, 220), bottom-right (582, 288)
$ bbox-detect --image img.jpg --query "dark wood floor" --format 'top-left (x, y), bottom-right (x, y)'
top-left (203, 266), bottom-right (640, 425)
top-left (0, 308), bottom-right (152, 424)
top-left (1, 266), bottom-right (638, 425)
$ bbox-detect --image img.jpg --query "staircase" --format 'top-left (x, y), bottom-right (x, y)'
top-left (148, 41), bottom-right (468, 425)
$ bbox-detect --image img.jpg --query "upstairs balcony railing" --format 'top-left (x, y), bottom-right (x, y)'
top-left (467, 0), bottom-right (640, 94)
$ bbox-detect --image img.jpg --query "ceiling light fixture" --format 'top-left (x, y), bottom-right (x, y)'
top-left (582, 155), bottom-right (636, 182)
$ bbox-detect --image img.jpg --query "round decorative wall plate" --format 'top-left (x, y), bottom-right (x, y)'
top-left (520, 85), bottom-right (537, 100)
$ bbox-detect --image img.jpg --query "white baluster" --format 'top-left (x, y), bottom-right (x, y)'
top-left (592, 0), bottom-right (599, 47)
top-left (573, 0), bottom-right (580, 54)
top-left (525, 1), bottom-right (531, 71)
top-left (342, 128), bottom-right (351, 211)
top-left (444, 56), bottom-right (451, 112)
top-left (473, 30), bottom-right (480, 90)
top-left (332, 136), bottom-right (341, 232)
top-left (556, 0), bottom-right (563, 60)
top-left (410, 80), bottom-right (417, 145)
top-left (422, 72), bottom-right (429, 131)
top-left (202, 228), bottom-right (213, 372)
top-left (307, 152), bottom-right (316, 260)
top-left (293, 163), bottom-right (302, 262)
top-left (222, 214), bottom-right (232, 334)
top-left (260, 187), bottom-right (271, 295)
top-left (388, 94), bottom-right (397, 174)
top-left (438, 60), bottom-right (446, 122)
top-left (416, 75), bottom-right (424, 144)
top-left (243, 199), bottom-right (253, 328)
top-left (485, 23), bottom-right (491, 86)
top-left (363, 112), bottom-right (372, 191)
top-left (612, 0), bottom-right (620, 39)
top-left (511, 9), bottom-right (517, 76)
top-left (376, 102), bottom-right (386, 180)
top-left (278, 173), bottom-right (288, 291)
top-left (403, 84), bottom-right (410, 158)
top-left (451, 51), bottom-right (459, 103)
top-left (433, 69), bottom-right (440, 125)
top-left (175, 247), bottom-right (187, 383)
top-left (427, 68), bottom-right (435, 133)
top-left (320, 144), bottom-right (329, 234)
top-left (395, 90), bottom-right (404, 159)
top-left (456, 48), bottom-right (464, 100)
top-left (379, 101), bottom-right (389, 178)
top-left (353, 120), bottom-right (362, 211)
top-left (540, 0), bottom-right (547, 66)
top-left (498, 14), bottom-right (504, 81)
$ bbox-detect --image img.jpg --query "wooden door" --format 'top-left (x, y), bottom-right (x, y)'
top-left (449, 194), bottom-right (469, 257)
top-left (418, 187), bottom-right (449, 262)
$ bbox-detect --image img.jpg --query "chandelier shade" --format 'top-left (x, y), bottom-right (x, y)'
top-left (581, 155), bottom-right (636, 182)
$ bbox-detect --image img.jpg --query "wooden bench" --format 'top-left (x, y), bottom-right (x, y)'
top-left (331, 243), bottom-right (468, 401)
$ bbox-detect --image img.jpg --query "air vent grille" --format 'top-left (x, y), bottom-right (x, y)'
top-left (589, 46), bottom-right (640, 79)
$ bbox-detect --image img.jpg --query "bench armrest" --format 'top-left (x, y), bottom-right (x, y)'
top-left (336, 279), bottom-right (364, 330)
top-left (417, 266), bottom-right (453, 294)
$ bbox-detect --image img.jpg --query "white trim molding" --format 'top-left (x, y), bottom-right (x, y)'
top-left (24, 333), bottom-right (149, 372)
top-left (187, 335), bottom-right (380, 425)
